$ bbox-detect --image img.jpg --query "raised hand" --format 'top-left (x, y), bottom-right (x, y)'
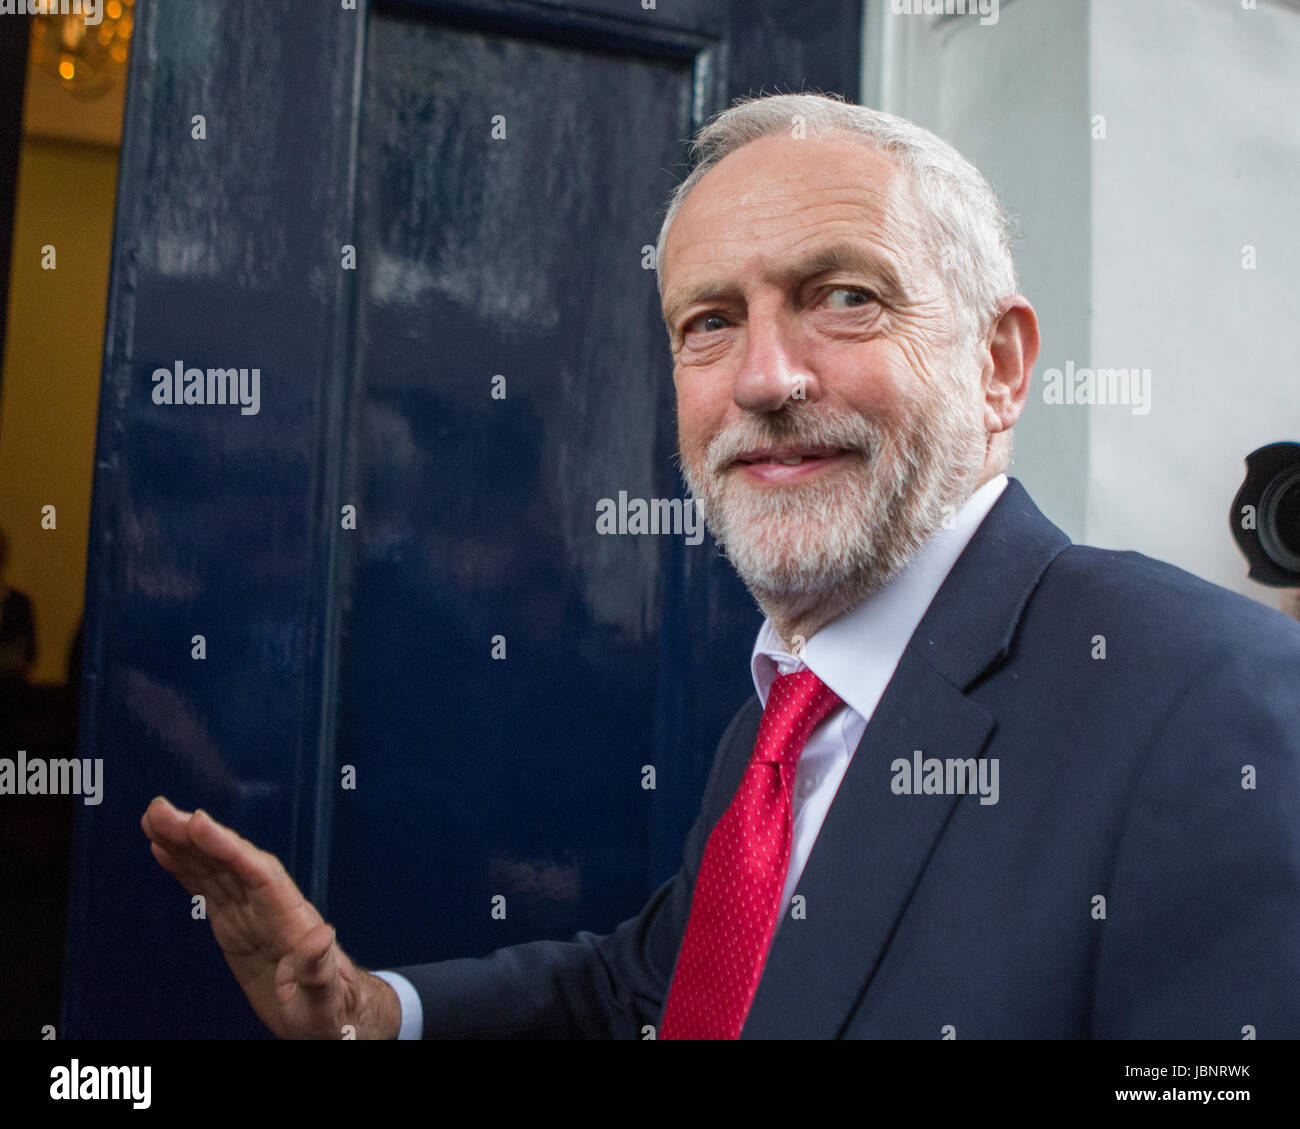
top-left (141, 796), bottom-right (400, 1039)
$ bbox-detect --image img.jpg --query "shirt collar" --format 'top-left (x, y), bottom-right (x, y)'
top-left (750, 474), bottom-right (1008, 716)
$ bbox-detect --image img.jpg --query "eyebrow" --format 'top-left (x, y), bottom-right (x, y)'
top-left (661, 241), bottom-right (908, 331)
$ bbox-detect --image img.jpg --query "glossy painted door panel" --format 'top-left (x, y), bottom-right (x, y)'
top-left (63, 0), bottom-right (859, 1037)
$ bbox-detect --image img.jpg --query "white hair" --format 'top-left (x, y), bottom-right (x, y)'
top-left (655, 92), bottom-right (1019, 346)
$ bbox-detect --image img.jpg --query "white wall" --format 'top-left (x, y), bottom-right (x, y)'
top-left (1088, 0), bottom-right (1300, 611)
top-left (866, 0), bottom-right (1094, 543)
top-left (864, 0), bottom-right (1300, 612)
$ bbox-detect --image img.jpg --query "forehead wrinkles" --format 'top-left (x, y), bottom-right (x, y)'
top-left (665, 165), bottom-right (930, 294)
top-left (727, 195), bottom-right (901, 250)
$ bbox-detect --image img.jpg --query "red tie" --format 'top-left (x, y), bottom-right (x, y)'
top-left (660, 669), bottom-right (842, 1039)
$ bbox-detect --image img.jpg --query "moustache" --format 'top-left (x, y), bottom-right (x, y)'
top-left (703, 411), bottom-right (879, 475)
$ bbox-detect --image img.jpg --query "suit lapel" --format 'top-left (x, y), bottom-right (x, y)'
top-left (741, 478), bottom-right (1071, 1039)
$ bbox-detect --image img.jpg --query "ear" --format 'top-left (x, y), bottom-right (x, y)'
top-left (979, 295), bottom-right (1039, 435)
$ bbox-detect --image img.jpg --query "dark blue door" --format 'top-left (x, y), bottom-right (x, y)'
top-left (62, 0), bottom-right (860, 1037)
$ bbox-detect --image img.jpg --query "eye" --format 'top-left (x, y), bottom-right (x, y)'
top-left (824, 286), bottom-right (876, 310)
top-left (683, 312), bottom-right (731, 335)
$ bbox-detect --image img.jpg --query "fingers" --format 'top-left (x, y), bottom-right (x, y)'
top-left (186, 806), bottom-right (283, 891)
top-left (141, 796), bottom-right (264, 907)
top-left (140, 795), bottom-right (193, 849)
top-left (143, 796), bottom-right (259, 878)
top-left (149, 839), bottom-right (183, 876)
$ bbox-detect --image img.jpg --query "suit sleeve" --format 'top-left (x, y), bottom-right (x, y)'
top-left (1092, 624), bottom-right (1300, 1038)
top-left (388, 699), bottom-right (758, 1038)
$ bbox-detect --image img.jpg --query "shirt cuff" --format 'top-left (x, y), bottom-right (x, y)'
top-left (372, 970), bottom-right (424, 1040)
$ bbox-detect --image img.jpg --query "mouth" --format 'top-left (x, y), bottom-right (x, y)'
top-left (728, 446), bottom-right (851, 485)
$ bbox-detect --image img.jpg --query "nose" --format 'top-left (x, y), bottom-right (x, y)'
top-left (732, 302), bottom-right (818, 413)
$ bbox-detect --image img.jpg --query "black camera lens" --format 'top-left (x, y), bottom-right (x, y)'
top-left (1259, 467), bottom-right (1300, 572)
top-left (1233, 442), bottom-right (1300, 586)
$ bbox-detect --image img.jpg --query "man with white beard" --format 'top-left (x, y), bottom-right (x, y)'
top-left (142, 93), bottom-right (1300, 1040)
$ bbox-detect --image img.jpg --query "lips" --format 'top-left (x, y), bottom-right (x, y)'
top-left (733, 446), bottom-right (844, 467)
top-left (730, 446), bottom-right (849, 484)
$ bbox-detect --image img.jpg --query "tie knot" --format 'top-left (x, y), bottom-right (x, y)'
top-left (753, 669), bottom-right (842, 770)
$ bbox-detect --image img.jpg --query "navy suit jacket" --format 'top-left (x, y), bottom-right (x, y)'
top-left (393, 477), bottom-right (1300, 1038)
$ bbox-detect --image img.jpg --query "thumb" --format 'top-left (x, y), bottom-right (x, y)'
top-left (293, 922), bottom-right (339, 990)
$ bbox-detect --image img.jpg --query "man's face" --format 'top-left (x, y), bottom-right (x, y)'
top-left (661, 132), bottom-right (991, 632)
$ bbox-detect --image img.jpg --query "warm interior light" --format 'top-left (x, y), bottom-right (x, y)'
top-left (32, 7), bottom-right (135, 102)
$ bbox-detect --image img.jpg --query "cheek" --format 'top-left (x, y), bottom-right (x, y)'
top-left (820, 342), bottom-right (919, 421)
top-left (673, 374), bottom-right (727, 449)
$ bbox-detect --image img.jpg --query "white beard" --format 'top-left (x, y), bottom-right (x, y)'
top-left (679, 372), bottom-right (988, 630)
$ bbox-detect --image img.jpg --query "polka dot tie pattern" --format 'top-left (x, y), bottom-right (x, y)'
top-left (660, 670), bottom-right (842, 1039)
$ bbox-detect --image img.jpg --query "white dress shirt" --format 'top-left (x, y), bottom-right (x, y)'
top-left (377, 473), bottom-right (1009, 1038)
